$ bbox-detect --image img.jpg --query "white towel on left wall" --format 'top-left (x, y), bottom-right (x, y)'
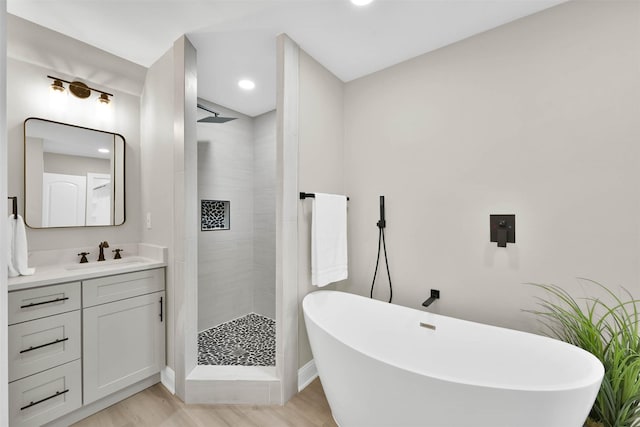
top-left (8, 215), bottom-right (35, 277)
top-left (312, 193), bottom-right (348, 287)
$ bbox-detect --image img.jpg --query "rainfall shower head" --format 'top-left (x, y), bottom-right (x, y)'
top-left (198, 115), bottom-right (236, 123)
top-left (197, 103), bottom-right (237, 123)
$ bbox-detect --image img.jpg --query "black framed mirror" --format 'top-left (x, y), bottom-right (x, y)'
top-left (24, 118), bottom-right (125, 228)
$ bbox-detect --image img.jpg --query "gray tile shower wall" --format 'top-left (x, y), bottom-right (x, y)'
top-left (253, 110), bottom-right (276, 320)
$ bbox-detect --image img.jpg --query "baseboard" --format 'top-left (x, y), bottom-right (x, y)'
top-left (161, 366), bottom-right (176, 394)
top-left (298, 359), bottom-right (318, 392)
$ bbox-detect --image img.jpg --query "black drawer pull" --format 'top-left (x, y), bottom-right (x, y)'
top-left (19, 337), bottom-right (69, 354)
top-left (20, 297), bottom-right (69, 309)
top-left (159, 296), bottom-right (163, 322)
top-left (20, 389), bottom-right (69, 410)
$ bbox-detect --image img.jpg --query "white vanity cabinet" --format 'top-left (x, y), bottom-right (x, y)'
top-left (82, 269), bottom-right (165, 404)
top-left (8, 267), bottom-right (166, 427)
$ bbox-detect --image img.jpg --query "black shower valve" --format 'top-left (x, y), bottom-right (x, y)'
top-left (490, 214), bottom-right (515, 247)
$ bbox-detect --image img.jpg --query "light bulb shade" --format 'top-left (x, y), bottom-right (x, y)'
top-left (50, 79), bottom-right (65, 93)
top-left (49, 79), bottom-right (68, 109)
top-left (97, 93), bottom-right (111, 105)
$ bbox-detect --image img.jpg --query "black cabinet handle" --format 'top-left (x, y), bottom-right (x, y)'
top-left (159, 296), bottom-right (163, 322)
top-left (20, 297), bottom-right (69, 309)
top-left (19, 337), bottom-right (69, 354)
top-left (20, 389), bottom-right (69, 410)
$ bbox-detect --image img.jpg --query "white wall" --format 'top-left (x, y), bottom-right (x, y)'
top-left (297, 50), bottom-right (345, 368)
top-left (141, 36), bottom-right (199, 400)
top-left (6, 16), bottom-right (144, 251)
top-left (139, 36), bottom-right (200, 400)
top-left (140, 48), bottom-right (176, 373)
top-left (1, 2), bottom-right (9, 424)
top-left (342, 0), bottom-right (640, 333)
top-left (253, 110), bottom-right (277, 319)
top-left (197, 102), bottom-right (255, 330)
top-left (275, 33), bottom-right (302, 402)
top-left (173, 35), bottom-right (199, 400)
top-left (43, 153), bottom-right (110, 175)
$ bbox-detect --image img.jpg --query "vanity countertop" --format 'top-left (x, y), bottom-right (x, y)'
top-left (8, 256), bottom-right (167, 291)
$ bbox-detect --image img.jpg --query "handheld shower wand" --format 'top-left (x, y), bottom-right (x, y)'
top-left (377, 195), bottom-right (386, 229)
top-left (370, 196), bottom-right (393, 303)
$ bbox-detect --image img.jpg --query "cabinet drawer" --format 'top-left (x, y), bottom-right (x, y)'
top-left (9, 359), bottom-right (82, 427)
top-left (9, 310), bottom-right (81, 382)
top-left (9, 282), bottom-right (81, 325)
top-left (83, 268), bottom-right (164, 307)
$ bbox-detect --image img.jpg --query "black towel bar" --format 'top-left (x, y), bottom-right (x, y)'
top-left (300, 192), bottom-right (349, 201)
top-left (7, 196), bottom-right (17, 219)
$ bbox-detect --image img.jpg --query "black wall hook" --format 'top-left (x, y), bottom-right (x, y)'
top-left (8, 196), bottom-right (17, 219)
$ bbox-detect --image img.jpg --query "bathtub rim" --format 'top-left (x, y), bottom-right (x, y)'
top-left (303, 290), bottom-right (604, 393)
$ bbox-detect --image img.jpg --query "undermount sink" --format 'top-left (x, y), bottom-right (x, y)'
top-left (64, 257), bottom-right (147, 271)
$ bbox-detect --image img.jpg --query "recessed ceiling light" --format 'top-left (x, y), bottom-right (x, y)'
top-left (238, 79), bottom-right (256, 90)
top-left (351, 0), bottom-right (373, 6)
top-left (98, 148), bottom-right (110, 154)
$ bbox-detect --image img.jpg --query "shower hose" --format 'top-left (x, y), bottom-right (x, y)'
top-left (370, 225), bottom-right (393, 303)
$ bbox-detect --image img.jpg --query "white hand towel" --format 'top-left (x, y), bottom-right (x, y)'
top-left (312, 193), bottom-right (348, 287)
top-left (8, 215), bottom-right (35, 277)
top-left (7, 216), bottom-right (18, 277)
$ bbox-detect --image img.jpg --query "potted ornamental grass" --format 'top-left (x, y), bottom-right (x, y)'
top-left (527, 280), bottom-right (640, 427)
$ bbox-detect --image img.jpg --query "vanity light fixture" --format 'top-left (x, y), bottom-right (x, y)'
top-left (47, 75), bottom-right (113, 104)
top-left (238, 79), bottom-right (256, 90)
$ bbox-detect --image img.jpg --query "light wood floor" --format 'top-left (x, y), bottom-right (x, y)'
top-left (72, 378), bottom-right (338, 427)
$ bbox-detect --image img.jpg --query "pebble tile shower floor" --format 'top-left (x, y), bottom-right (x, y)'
top-left (198, 313), bottom-right (275, 366)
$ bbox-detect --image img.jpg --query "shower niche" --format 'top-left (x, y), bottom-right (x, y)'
top-left (201, 199), bottom-right (230, 231)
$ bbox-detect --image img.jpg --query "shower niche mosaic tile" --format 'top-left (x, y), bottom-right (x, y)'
top-left (201, 200), bottom-right (230, 231)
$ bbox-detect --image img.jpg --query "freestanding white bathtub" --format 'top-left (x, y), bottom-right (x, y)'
top-left (303, 291), bottom-right (603, 427)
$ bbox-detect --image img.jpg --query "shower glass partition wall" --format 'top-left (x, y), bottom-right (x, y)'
top-left (197, 100), bottom-right (276, 367)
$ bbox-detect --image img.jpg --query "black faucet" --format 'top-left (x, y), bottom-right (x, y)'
top-left (97, 241), bottom-right (110, 261)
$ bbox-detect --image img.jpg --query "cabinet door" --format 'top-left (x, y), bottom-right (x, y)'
top-left (83, 291), bottom-right (165, 404)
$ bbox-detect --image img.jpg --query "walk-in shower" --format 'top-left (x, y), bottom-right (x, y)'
top-left (196, 99), bottom-right (276, 367)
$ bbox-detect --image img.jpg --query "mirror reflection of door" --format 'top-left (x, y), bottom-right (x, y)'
top-left (86, 173), bottom-right (111, 226)
top-left (42, 172), bottom-right (86, 227)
